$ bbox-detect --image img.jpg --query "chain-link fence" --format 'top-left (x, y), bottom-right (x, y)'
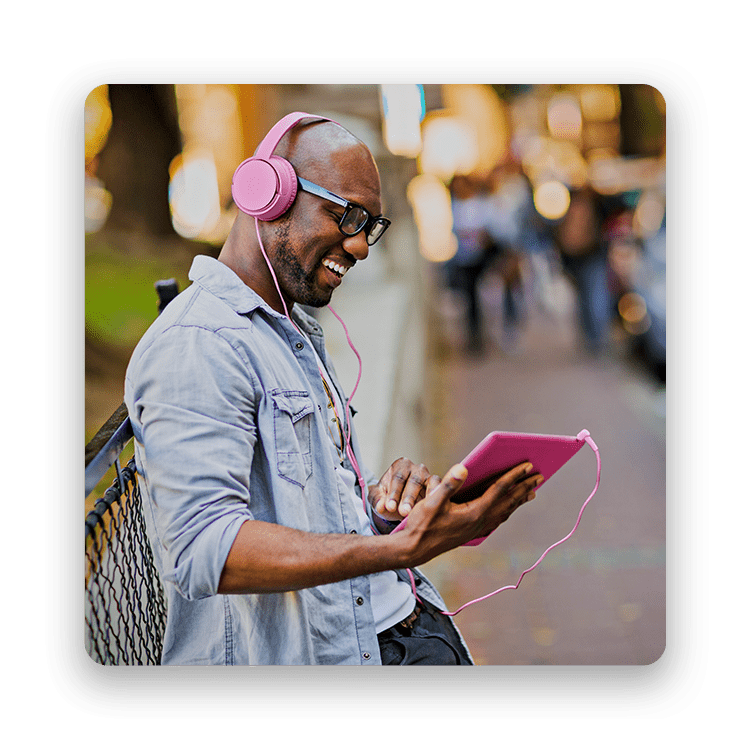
top-left (85, 455), bottom-right (167, 665)
top-left (85, 280), bottom-right (178, 665)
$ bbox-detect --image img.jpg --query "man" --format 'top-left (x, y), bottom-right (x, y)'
top-left (125, 114), bottom-right (542, 665)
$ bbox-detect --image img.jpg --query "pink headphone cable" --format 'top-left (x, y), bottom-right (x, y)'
top-left (438, 433), bottom-right (600, 617)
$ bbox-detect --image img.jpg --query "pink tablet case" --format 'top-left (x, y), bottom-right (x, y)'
top-left (391, 429), bottom-right (592, 545)
top-left (455, 429), bottom-right (590, 544)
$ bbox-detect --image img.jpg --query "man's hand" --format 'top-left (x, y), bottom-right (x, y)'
top-left (368, 458), bottom-right (442, 522)
top-left (397, 460), bottom-right (544, 566)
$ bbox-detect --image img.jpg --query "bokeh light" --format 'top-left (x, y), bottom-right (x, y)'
top-left (85, 176), bottom-right (113, 234)
top-left (84, 86), bottom-right (113, 233)
top-left (533, 179), bottom-right (571, 220)
top-left (85, 85), bottom-right (112, 163)
top-left (633, 190), bottom-right (665, 237)
top-left (380, 84), bottom-right (425, 158)
top-left (407, 173), bottom-right (457, 262)
top-left (418, 113), bottom-right (478, 181)
top-left (547, 93), bottom-right (582, 141)
top-left (579, 84), bottom-right (620, 122)
top-left (168, 151), bottom-right (221, 240)
top-left (442, 84), bottom-right (509, 177)
top-left (618, 292), bottom-right (652, 334)
top-left (170, 84), bottom-right (243, 242)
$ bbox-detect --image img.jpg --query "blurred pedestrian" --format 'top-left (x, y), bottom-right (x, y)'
top-left (485, 164), bottom-right (532, 350)
top-left (445, 174), bottom-right (496, 353)
top-left (552, 185), bottom-right (615, 354)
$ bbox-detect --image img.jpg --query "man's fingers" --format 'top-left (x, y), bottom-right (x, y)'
top-left (494, 473), bottom-right (543, 519)
top-left (426, 474), bottom-right (441, 495)
top-left (498, 462), bottom-right (534, 490)
top-left (384, 470), bottom-right (407, 512)
top-left (397, 471), bottom-right (438, 515)
top-left (385, 462), bottom-right (430, 514)
top-left (423, 464), bottom-right (468, 508)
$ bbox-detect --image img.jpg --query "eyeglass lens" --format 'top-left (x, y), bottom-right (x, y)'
top-left (341, 206), bottom-right (388, 245)
top-left (367, 220), bottom-right (388, 244)
top-left (340, 205), bottom-right (369, 236)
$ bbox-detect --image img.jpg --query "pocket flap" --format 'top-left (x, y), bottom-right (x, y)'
top-left (271, 390), bottom-right (314, 423)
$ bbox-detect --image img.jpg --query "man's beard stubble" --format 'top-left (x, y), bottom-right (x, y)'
top-left (271, 222), bottom-right (333, 308)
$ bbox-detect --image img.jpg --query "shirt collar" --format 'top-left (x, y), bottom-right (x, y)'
top-left (188, 255), bottom-right (271, 316)
top-left (187, 255), bottom-right (323, 338)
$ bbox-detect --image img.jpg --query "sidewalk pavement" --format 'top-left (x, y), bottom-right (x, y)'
top-left (419, 279), bottom-right (666, 665)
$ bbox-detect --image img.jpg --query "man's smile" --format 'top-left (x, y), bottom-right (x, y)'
top-left (321, 257), bottom-right (352, 283)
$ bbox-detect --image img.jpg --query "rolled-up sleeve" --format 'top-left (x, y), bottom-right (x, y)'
top-left (128, 324), bottom-right (257, 601)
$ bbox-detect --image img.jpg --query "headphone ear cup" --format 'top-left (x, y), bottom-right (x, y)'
top-left (231, 156), bottom-right (298, 220)
top-left (260, 156), bottom-right (298, 220)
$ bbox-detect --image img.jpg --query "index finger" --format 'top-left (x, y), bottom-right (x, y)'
top-left (384, 461), bottom-right (429, 514)
top-left (423, 464), bottom-right (469, 509)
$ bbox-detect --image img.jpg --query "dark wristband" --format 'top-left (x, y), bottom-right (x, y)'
top-left (371, 509), bottom-right (402, 534)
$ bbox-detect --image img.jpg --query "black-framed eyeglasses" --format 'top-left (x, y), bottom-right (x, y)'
top-left (298, 177), bottom-right (391, 246)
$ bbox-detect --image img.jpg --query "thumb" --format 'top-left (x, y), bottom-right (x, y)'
top-left (423, 464), bottom-right (468, 509)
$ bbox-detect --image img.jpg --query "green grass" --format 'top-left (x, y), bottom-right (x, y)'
top-left (85, 235), bottom-right (193, 506)
top-left (85, 239), bottom-right (192, 346)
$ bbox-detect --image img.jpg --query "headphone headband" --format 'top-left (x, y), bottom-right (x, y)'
top-left (254, 112), bottom-right (331, 160)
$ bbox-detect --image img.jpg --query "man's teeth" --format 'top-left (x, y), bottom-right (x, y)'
top-left (322, 259), bottom-right (347, 277)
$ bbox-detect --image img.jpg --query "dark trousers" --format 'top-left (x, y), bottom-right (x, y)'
top-left (377, 599), bottom-right (473, 665)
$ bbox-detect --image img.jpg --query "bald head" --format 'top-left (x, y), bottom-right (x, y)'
top-left (275, 119), bottom-right (375, 179)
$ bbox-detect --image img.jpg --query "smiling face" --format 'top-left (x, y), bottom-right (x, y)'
top-left (264, 126), bottom-right (383, 309)
top-left (220, 121), bottom-right (384, 313)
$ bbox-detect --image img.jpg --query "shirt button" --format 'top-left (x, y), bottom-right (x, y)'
top-left (355, 597), bottom-right (364, 606)
top-left (349, 529), bottom-right (358, 534)
top-left (295, 341), bottom-right (304, 350)
top-left (363, 652), bottom-right (371, 660)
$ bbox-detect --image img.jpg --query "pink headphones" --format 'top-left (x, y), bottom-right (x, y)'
top-left (231, 112), bottom-right (333, 220)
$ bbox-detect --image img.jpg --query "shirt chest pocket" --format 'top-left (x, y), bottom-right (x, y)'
top-left (271, 390), bottom-right (315, 487)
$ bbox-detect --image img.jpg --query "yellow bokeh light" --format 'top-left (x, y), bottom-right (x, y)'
top-left (406, 173), bottom-right (457, 262)
top-left (85, 85), bottom-right (112, 162)
top-left (442, 84), bottom-right (508, 177)
top-left (168, 150), bottom-right (221, 240)
top-left (618, 292), bottom-right (647, 323)
top-left (533, 180), bottom-right (571, 220)
top-left (418, 113), bottom-right (478, 182)
top-left (579, 85), bottom-right (620, 122)
top-left (618, 292), bottom-right (651, 334)
top-left (633, 191), bottom-right (665, 237)
top-left (172, 84), bottom-right (243, 243)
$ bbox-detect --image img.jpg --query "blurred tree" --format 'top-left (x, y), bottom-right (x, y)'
top-left (490, 84), bottom-right (533, 101)
top-left (96, 85), bottom-right (182, 235)
top-left (619, 84), bottom-right (666, 157)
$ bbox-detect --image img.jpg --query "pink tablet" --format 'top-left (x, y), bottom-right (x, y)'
top-left (391, 429), bottom-right (592, 545)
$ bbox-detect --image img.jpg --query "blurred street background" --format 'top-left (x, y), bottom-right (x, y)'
top-left (85, 83), bottom-right (666, 665)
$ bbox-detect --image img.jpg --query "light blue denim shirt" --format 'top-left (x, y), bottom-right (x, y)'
top-left (124, 255), bottom-right (470, 665)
